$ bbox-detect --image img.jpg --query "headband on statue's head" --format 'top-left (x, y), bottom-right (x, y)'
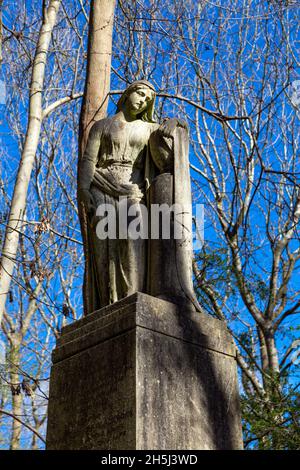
top-left (116, 80), bottom-right (156, 122)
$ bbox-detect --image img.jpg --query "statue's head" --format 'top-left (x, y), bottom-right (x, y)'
top-left (116, 80), bottom-right (156, 122)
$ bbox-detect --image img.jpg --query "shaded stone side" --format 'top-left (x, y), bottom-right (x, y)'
top-left (136, 328), bottom-right (242, 450)
top-left (46, 331), bottom-right (137, 450)
top-left (46, 293), bottom-right (243, 450)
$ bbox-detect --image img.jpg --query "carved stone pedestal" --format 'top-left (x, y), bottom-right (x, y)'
top-left (46, 293), bottom-right (243, 450)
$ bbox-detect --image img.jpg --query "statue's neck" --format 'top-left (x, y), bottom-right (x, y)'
top-left (117, 109), bottom-right (138, 123)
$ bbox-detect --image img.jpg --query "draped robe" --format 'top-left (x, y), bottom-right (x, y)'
top-left (78, 115), bottom-right (200, 314)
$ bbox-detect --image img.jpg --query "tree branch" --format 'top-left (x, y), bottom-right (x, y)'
top-left (0, 408), bottom-right (46, 444)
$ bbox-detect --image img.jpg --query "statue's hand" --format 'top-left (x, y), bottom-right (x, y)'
top-left (78, 189), bottom-right (96, 215)
top-left (160, 117), bottom-right (188, 138)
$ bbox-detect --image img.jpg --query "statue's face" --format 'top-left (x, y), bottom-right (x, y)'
top-left (125, 87), bottom-right (153, 116)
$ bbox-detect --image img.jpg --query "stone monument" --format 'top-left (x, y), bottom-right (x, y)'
top-left (46, 81), bottom-right (243, 450)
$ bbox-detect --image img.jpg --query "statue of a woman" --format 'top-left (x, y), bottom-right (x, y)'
top-left (78, 80), bottom-right (200, 314)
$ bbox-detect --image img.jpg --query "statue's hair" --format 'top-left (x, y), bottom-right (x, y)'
top-left (116, 80), bottom-right (156, 123)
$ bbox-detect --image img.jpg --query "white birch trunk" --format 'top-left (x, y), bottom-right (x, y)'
top-left (0, 1), bottom-right (61, 324)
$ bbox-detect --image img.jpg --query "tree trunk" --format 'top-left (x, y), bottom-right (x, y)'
top-left (0, 0), bottom-right (61, 325)
top-left (257, 326), bottom-right (270, 390)
top-left (265, 333), bottom-right (280, 374)
top-left (79, 0), bottom-right (116, 158)
top-left (10, 388), bottom-right (23, 450)
top-left (9, 341), bottom-right (23, 450)
top-left (0, 0), bottom-right (3, 63)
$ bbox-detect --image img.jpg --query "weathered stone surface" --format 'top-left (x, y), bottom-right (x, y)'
top-left (78, 80), bottom-right (200, 316)
top-left (46, 293), bottom-right (243, 450)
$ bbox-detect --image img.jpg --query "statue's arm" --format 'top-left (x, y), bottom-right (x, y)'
top-left (78, 121), bottom-right (102, 192)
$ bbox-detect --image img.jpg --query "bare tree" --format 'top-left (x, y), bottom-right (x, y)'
top-left (0, 0), bottom-right (63, 325)
top-left (0, 0), bottom-right (86, 448)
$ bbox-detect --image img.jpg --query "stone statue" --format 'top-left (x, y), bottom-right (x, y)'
top-left (78, 80), bottom-right (200, 315)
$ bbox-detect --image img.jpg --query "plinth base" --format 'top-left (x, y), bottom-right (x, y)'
top-left (46, 293), bottom-right (243, 449)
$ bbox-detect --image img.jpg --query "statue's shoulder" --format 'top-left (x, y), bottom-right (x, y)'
top-left (89, 117), bottom-right (113, 136)
top-left (148, 121), bottom-right (160, 132)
